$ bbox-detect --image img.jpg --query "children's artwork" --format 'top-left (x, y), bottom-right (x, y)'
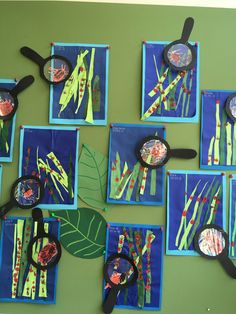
top-left (104, 223), bottom-right (164, 311)
top-left (78, 144), bottom-right (108, 211)
top-left (141, 41), bottom-right (200, 123)
top-left (201, 90), bottom-right (236, 170)
top-left (166, 170), bottom-right (226, 256)
top-left (107, 124), bottom-right (165, 205)
top-left (49, 42), bottom-right (109, 125)
top-left (0, 216), bottom-right (60, 303)
top-left (18, 126), bottom-right (79, 209)
top-left (49, 207), bottom-right (107, 259)
top-left (229, 176), bottom-right (236, 259)
top-left (0, 79), bottom-right (17, 162)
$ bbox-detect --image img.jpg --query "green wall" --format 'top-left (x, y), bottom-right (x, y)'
top-left (0, 1), bottom-right (236, 313)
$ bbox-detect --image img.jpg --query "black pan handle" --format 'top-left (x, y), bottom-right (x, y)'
top-left (32, 208), bottom-right (46, 237)
top-left (11, 75), bottom-right (34, 96)
top-left (0, 200), bottom-right (15, 219)
top-left (103, 287), bottom-right (119, 314)
top-left (180, 17), bottom-right (194, 43)
top-left (170, 149), bottom-right (197, 159)
top-left (20, 46), bottom-right (45, 66)
top-left (219, 255), bottom-right (236, 279)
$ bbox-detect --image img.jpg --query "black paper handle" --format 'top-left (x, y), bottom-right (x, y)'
top-left (180, 17), bottom-right (194, 43)
top-left (20, 46), bottom-right (45, 66)
top-left (170, 149), bottom-right (197, 159)
top-left (219, 256), bottom-right (236, 279)
top-left (32, 208), bottom-right (45, 237)
top-left (11, 75), bottom-right (34, 96)
top-left (103, 287), bottom-right (119, 314)
top-left (0, 200), bottom-right (15, 219)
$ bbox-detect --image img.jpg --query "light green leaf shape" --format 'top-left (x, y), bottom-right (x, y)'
top-left (49, 208), bottom-right (107, 259)
top-left (78, 144), bottom-right (108, 210)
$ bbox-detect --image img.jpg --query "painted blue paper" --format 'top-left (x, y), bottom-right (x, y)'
top-left (142, 41), bottom-right (200, 123)
top-left (107, 123), bottom-right (165, 205)
top-left (166, 170), bottom-right (226, 256)
top-left (18, 126), bottom-right (79, 209)
top-left (104, 223), bottom-right (164, 311)
top-left (0, 216), bottom-right (59, 304)
top-left (200, 90), bottom-right (236, 170)
top-left (229, 176), bottom-right (236, 259)
top-left (49, 42), bottom-right (109, 126)
top-left (0, 80), bottom-right (17, 162)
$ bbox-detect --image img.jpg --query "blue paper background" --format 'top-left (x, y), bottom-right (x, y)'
top-left (229, 178), bottom-right (236, 259)
top-left (142, 42), bottom-right (199, 122)
top-left (19, 127), bottom-right (78, 209)
top-left (201, 90), bottom-right (236, 169)
top-left (0, 80), bottom-right (16, 162)
top-left (105, 223), bottom-right (164, 310)
top-left (0, 217), bottom-right (59, 304)
top-left (107, 124), bottom-right (165, 205)
top-left (50, 43), bottom-right (108, 124)
top-left (167, 171), bottom-right (226, 255)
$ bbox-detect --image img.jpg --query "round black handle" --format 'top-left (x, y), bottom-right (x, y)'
top-left (180, 17), bottom-right (194, 43)
top-left (170, 149), bottom-right (197, 159)
top-left (103, 287), bottom-right (119, 314)
top-left (11, 75), bottom-right (34, 96)
top-left (20, 46), bottom-right (45, 66)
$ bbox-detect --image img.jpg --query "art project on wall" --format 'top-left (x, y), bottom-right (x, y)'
top-left (107, 123), bottom-right (166, 205)
top-left (166, 170), bottom-right (226, 256)
top-left (201, 90), bottom-right (236, 169)
top-left (0, 215), bottom-right (60, 303)
top-left (141, 18), bottom-right (200, 123)
top-left (104, 223), bottom-right (164, 311)
top-left (0, 79), bottom-right (17, 162)
top-left (229, 176), bottom-right (236, 259)
top-left (49, 42), bottom-right (109, 125)
top-left (18, 126), bottom-right (79, 209)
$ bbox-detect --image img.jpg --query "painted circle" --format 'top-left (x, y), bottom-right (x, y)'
top-left (43, 57), bottom-right (70, 83)
top-left (198, 227), bottom-right (226, 257)
top-left (14, 178), bottom-right (42, 207)
top-left (167, 43), bottom-right (192, 68)
top-left (0, 91), bottom-right (15, 117)
top-left (140, 139), bottom-right (168, 166)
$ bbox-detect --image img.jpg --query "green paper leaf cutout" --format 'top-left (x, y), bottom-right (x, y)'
top-left (78, 144), bottom-right (108, 210)
top-left (49, 208), bottom-right (107, 259)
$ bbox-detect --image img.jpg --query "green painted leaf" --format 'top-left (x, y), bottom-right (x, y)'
top-left (49, 208), bottom-right (107, 259)
top-left (78, 144), bottom-right (108, 210)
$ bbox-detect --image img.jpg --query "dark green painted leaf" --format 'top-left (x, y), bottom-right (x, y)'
top-left (78, 144), bottom-right (108, 210)
top-left (49, 208), bottom-right (107, 259)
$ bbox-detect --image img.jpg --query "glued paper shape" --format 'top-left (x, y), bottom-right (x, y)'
top-left (49, 208), bottom-right (107, 259)
top-left (0, 80), bottom-right (17, 162)
top-left (166, 170), bottom-right (226, 256)
top-left (0, 216), bottom-right (60, 304)
top-left (200, 90), bottom-right (236, 170)
top-left (141, 41), bottom-right (200, 123)
top-left (18, 126), bottom-right (79, 209)
top-left (104, 223), bottom-right (164, 311)
top-left (229, 176), bottom-right (236, 259)
top-left (107, 124), bottom-right (165, 205)
top-left (49, 42), bottom-right (109, 126)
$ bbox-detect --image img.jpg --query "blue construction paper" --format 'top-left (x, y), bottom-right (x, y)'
top-left (49, 43), bottom-right (109, 126)
top-left (0, 216), bottom-right (60, 304)
top-left (0, 80), bottom-right (17, 162)
top-left (18, 126), bottom-right (79, 210)
top-left (104, 223), bottom-right (164, 311)
top-left (142, 41), bottom-right (200, 123)
top-left (229, 177), bottom-right (236, 259)
top-left (201, 90), bottom-right (236, 170)
top-left (107, 123), bottom-right (165, 205)
top-left (166, 170), bottom-right (226, 256)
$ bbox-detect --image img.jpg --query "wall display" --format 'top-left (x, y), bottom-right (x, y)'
top-left (141, 19), bottom-right (200, 123)
top-left (0, 80), bottom-right (18, 162)
top-left (78, 144), bottom-right (108, 211)
top-left (49, 42), bottom-right (109, 125)
top-left (200, 90), bottom-right (236, 169)
top-left (0, 214), bottom-right (60, 303)
top-left (104, 222), bottom-right (164, 311)
top-left (49, 207), bottom-right (107, 259)
top-left (19, 126), bottom-right (79, 209)
top-left (166, 170), bottom-right (226, 256)
top-left (107, 124), bottom-right (166, 206)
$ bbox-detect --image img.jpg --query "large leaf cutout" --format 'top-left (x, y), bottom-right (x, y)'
top-left (49, 208), bottom-right (107, 259)
top-left (78, 144), bottom-right (108, 210)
